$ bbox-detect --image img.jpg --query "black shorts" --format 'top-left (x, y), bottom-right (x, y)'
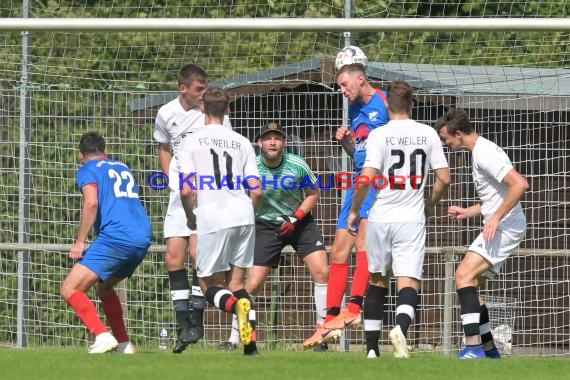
top-left (254, 215), bottom-right (325, 267)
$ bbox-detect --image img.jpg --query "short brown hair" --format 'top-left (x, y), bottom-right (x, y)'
top-left (202, 87), bottom-right (229, 119)
top-left (79, 132), bottom-right (105, 155)
top-left (386, 81), bottom-right (414, 113)
top-left (435, 108), bottom-right (475, 135)
top-left (177, 64), bottom-right (207, 87)
top-left (335, 63), bottom-right (366, 80)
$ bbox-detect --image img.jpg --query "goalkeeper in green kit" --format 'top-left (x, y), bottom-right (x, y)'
top-left (219, 122), bottom-right (331, 351)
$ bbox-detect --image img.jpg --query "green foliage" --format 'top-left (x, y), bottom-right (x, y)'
top-left (1, 0), bottom-right (569, 350)
top-left (2, 1), bottom-right (567, 90)
top-left (0, 349), bottom-right (569, 380)
top-left (0, 250), bottom-right (170, 347)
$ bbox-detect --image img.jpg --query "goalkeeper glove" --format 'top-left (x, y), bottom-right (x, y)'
top-left (276, 209), bottom-right (306, 238)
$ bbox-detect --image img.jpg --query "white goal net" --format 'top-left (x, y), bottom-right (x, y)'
top-left (0, 1), bottom-right (568, 356)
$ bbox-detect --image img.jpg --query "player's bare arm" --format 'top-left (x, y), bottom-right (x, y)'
top-left (426, 167), bottom-right (451, 216)
top-left (483, 168), bottom-right (529, 241)
top-left (157, 142), bottom-right (172, 174)
top-left (247, 177), bottom-right (263, 210)
top-left (70, 184), bottom-right (99, 260)
top-left (179, 174), bottom-right (197, 229)
top-left (429, 167), bottom-right (451, 206)
top-left (448, 204), bottom-right (482, 220)
top-left (347, 166), bottom-right (376, 227)
top-left (299, 187), bottom-right (320, 215)
top-left (335, 125), bottom-right (355, 157)
top-left (275, 180), bottom-right (319, 239)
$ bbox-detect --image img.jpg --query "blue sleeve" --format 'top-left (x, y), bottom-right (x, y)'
top-left (76, 165), bottom-right (98, 190)
top-left (348, 104), bottom-right (359, 132)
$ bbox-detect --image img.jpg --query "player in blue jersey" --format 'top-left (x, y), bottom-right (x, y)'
top-left (305, 56), bottom-right (390, 347)
top-left (60, 132), bottom-right (152, 354)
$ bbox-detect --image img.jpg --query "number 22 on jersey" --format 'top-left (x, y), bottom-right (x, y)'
top-left (108, 169), bottom-right (139, 198)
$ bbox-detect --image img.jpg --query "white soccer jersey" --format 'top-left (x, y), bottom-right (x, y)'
top-left (178, 124), bottom-right (260, 235)
top-left (472, 136), bottom-right (525, 226)
top-left (154, 97), bottom-right (231, 189)
top-left (364, 119), bottom-right (448, 223)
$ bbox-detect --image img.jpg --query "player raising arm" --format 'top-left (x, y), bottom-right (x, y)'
top-left (60, 132), bottom-right (152, 354)
top-left (436, 108), bottom-right (528, 359)
top-left (304, 46), bottom-right (390, 348)
top-left (347, 81), bottom-right (450, 358)
top-left (178, 87), bottom-right (263, 356)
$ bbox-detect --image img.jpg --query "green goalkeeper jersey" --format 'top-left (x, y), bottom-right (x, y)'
top-left (256, 152), bottom-right (317, 225)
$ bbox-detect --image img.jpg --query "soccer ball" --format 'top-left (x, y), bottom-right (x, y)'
top-left (335, 46), bottom-right (368, 70)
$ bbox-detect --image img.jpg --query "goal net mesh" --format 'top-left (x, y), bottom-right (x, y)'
top-left (0, 1), bottom-right (568, 355)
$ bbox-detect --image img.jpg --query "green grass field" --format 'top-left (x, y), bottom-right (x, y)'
top-left (1, 346), bottom-right (568, 380)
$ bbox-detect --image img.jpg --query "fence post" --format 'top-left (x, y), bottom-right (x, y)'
top-left (267, 267), bottom-right (280, 349)
top-left (442, 248), bottom-right (455, 356)
top-left (17, 0), bottom-right (32, 349)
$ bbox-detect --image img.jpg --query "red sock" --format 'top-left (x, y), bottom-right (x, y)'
top-left (101, 290), bottom-right (129, 343)
top-left (324, 314), bottom-right (336, 323)
top-left (67, 290), bottom-right (108, 337)
top-left (348, 251), bottom-right (370, 312)
top-left (326, 263), bottom-right (349, 320)
top-left (225, 295), bottom-right (238, 313)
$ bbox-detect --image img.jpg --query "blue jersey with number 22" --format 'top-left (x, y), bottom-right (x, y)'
top-left (76, 159), bottom-right (152, 247)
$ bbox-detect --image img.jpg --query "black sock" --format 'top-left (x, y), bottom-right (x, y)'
top-left (457, 286), bottom-right (481, 339)
top-left (363, 285), bottom-right (387, 356)
top-left (480, 303), bottom-right (496, 351)
top-left (395, 287), bottom-right (419, 337)
top-left (191, 269), bottom-right (206, 310)
top-left (169, 269), bottom-right (190, 329)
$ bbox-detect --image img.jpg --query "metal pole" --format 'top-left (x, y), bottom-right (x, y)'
top-left (442, 251), bottom-right (455, 356)
top-left (267, 267), bottom-right (281, 349)
top-left (339, 0), bottom-right (353, 353)
top-left (1, 18), bottom-right (570, 32)
top-left (17, 0), bottom-right (31, 349)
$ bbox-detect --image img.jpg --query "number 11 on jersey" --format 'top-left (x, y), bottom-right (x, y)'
top-left (210, 148), bottom-right (234, 189)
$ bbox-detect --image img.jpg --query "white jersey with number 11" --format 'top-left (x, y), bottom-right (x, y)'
top-left (178, 124), bottom-right (260, 234)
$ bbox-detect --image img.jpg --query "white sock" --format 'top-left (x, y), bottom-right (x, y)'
top-left (314, 282), bottom-right (328, 325)
top-left (228, 314), bottom-right (240, 344)
top-left (228, 295), bottom-right (255, 344)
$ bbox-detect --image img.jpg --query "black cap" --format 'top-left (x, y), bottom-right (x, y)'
top-left (259, 122), bottom-right (286, 138)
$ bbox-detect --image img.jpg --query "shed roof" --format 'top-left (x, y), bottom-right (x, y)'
top-left (130, 57), bottom-right (570, 112)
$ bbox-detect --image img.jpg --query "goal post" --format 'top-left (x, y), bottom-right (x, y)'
top-left (1, 0), bottom-right (569, 356)
top-left (1, 17), bottom-right (570, 32)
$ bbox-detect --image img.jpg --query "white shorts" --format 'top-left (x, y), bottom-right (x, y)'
top-left (164, 190), bottom-right (196, 238)
top-left (196, 225), bottom-right (255, 278)
top-left (469, 224), bottom-right (526, 279)
top-left (366, 221), bottom-right (426, 280)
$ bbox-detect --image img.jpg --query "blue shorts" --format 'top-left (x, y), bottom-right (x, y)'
top-left (336, 185), bottom-right (377, 229)
top-left (79, 237), bottom-right (150, 282)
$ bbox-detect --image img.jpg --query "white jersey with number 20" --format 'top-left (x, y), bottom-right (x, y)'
top-left (364, 119), bottom-right (448, 223)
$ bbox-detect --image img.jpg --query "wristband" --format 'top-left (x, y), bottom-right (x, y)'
top-left (294, 208), bottom-right (306, 221)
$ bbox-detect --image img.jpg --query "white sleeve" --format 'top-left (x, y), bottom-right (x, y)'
top-left (363, 130), bottom-right (383, 170)
top-left (428, 130), bottom-right (449, 170)
top-left (177, 138), bottom-right (196, 175)
top-left (153, 108), bottom-right (170, 144)
top-left (243, 143), bottom-right (260, 179)
top-left (478, 146), bottom-right (513, 183)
